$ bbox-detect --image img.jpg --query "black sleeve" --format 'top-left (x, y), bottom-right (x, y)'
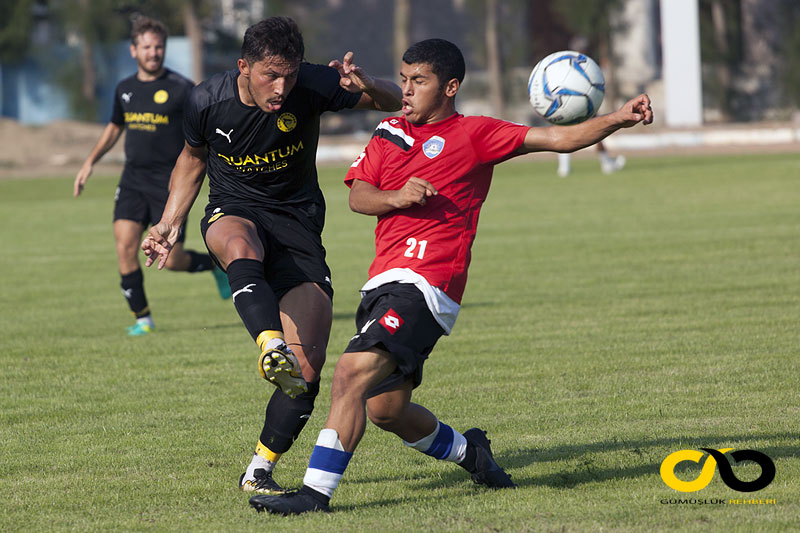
top-left (183, 85), bottom-right (207, 147)
top-left (299, 63), bottom-right (362, 113)
top-left (109, 84), bottom-right (124, 125)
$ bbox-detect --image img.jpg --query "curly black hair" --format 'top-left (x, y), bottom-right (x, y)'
top-left (241, 17), bottom-right (304, 64)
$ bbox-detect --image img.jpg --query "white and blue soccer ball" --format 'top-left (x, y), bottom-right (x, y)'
top-left (528, 50), bottom-right (605, 125)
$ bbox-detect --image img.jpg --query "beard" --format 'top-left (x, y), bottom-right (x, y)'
top-left (138, 57), bottom-right (164, 75)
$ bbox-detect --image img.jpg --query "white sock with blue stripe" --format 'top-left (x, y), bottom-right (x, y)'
top-left (403, 421), bottom-right (467, 463)
top-left (303, 429), bottom-right (353, 498)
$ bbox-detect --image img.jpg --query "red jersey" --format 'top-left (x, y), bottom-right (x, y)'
top-left (345, 113), bottom-right (529, 303)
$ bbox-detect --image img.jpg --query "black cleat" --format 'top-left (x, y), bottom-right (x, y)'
top-left (239, 468), bottom-right (287, 494)
top-left (249, 485), bottom-right (331, 515)
top-left (461, 428), bottom-right (517, 488)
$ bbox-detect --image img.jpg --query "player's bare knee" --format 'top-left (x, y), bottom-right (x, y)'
top-left (116, 246), bottom-right (140, 272)
top-left (215, 235), bottom-right (262, 267)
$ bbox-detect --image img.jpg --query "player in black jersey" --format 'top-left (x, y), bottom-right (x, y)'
top-left (74, 16), bottom-right (230, 337)
top-left (141, 17), bottom-right (402, 494)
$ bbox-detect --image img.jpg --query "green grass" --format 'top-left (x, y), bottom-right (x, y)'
top-left (1, 153), bottom-right (798, 532)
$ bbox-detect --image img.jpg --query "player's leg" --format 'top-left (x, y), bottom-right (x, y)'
top-left (114, 185), bottom-right (153, 335)
top-left (367, 387), bottom-right (516, 489)
top-left (148, 190), bottom-right (231, 299)
top-left (115, 218), bottom-right (152, 335)
top-left (163, 240), bottom-right (231, 299)
top-left (597, 141), bottom-right (626, 174)
top-left (240, 282), bottom-right (331, 494)
top-left (204, 215), bottom-right (300, 393)
top-left (249, 284), bottom-right (514, 514)
top-left (250, 347), bottom-right (398, 514)
top-left (557, 152), bottom-right (571, 177)
top-left (163, 241), bottom-right (212, 272)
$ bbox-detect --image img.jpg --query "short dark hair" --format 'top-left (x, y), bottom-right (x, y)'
top-left (131, 16), bottom-right (167, 46)
top-left (402, 39), bottom-right (465, 87)
top-left (241, 17), bottom-right (305, 64)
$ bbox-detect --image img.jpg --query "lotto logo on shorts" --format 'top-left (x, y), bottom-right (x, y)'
top-left (380, 309), bottom-right (404, 334)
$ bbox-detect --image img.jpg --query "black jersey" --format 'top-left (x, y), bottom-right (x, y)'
top-left (184, 63), bottom-right (361, 209)
top-left (110, 69), bottom-right (193, 190)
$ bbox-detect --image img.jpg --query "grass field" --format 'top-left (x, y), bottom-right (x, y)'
top-left (1, 153), bottom-right (798, 532)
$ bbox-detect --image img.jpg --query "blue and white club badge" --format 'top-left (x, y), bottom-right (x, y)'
top-left (422, 136), bottom-right (445, 159)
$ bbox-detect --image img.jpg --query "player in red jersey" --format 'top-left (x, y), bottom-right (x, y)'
top-left (250, 38), bottom-right (653, 514)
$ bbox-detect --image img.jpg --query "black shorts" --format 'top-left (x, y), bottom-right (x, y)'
top-left (199, 202), bottom-right (333, 301)
top-left (113, 184), bottom-right (187, 243)
top-left (345, 282), bottom-right (445, 397)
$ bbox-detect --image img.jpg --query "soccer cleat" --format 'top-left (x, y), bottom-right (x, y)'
top-left (126, 322), bottom-right (154, 336)
top-left (258, 342), bottom-right (307, 399)
top-left (249, 486), bottom-right (331, 515)
top-left (461, 428), bottom-right (517, 489)
top-left (239, 468), bottom-right (287, 495)
top-left (601, 155), bottom-right (626, 174)
top-left (211, 266), bottom-right (232, 299)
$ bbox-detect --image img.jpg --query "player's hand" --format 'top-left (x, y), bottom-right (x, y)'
top-left (393, 177), bottom-right (438, 209)
top-left (74, 162), bottom-right (92, 197)
top-left (613, 93), bottom-right (654, 128)
top-left (329, 51), bottom-right (375, 93)
top-left (141, 221), bottom-right (180, 270)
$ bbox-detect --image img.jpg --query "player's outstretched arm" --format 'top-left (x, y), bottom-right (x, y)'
top-left (73, 122), bottom-right (124, 196)
top-left (142, 142), bottom-right (208, 269)
top-left (329, 51), bottom-right (402, 111)
top-left (349, 177), bottom-right (437, 216)
top-left (518, 93), bottom-right (653, 155)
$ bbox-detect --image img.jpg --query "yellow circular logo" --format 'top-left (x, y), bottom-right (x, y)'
top-left (276, 112), bottom-right (297, 132)
top-left (154, 90), bottom-right (169, 104)
top-left (660, 448), bottom-right (733, 492)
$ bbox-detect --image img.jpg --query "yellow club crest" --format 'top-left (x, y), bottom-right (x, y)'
top-left (277, 112), bottom-right (297, 132)
top-left (154, 90), bottom-right (169, 104)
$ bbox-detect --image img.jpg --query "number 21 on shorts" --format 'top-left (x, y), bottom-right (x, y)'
top-left (404, 237), bottom-right (427, 259)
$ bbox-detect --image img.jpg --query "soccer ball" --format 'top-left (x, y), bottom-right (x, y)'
top-left (528, 51), bottom-right (605, 125)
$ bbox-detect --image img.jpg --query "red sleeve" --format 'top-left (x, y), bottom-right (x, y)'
top-left (344, 135), bottom-right (384, 188)
top-left (464, 116), bottom-right (529, 165)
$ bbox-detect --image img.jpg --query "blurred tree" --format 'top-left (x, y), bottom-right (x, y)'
top-left (53, 0), bottom-right (126, 120)
top-left (181, 1), bottom-right (205, 81)
top-left (0, 0), bottom-right (35, 63)
top-left (777, 2), bottom-right (800, 108)
top-left (115, 0), bottom-right (213, 81)
top-left (466, 0), bottom-right (527, 118)
top-left (52, 0), bottom-right (212, 120)
top-left (550, 0), bottom-right (625, 110)
top-left (394, 0), bottom-right (410, 80)
top-left (486, 0), bottom-right (504, 117)
top-left (698, 0), bottom-right (741, 121)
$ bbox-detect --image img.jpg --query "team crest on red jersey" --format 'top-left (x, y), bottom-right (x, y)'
top-left (422, 136), bottom-right (445, 158)
top-left (380, 309), bottom-right (404, 334)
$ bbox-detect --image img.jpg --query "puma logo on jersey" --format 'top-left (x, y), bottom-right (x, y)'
top-left (121, 92), bottom-right (132, 103)
top-left (380, 310), bottom-right (404, 334)
top-left (232, 283), bottom-right (256, 302)
top-left (216, 128), bottom-right (233, 143)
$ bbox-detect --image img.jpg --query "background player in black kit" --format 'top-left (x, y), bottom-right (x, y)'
top-left (141, 16), bottom-right (402, 494)
top-left (74, 16), bottom-right (230, 337)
